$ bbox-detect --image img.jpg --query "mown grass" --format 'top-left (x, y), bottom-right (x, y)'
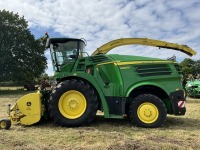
top-left (0, 91), bottom-right (200, 150)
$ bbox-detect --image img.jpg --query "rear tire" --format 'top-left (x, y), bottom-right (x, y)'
top-left (129, 94), bottom-right (167, 128)
top-left (0, 119), bottom-right (11, 130)
top-left (49, 79), bottom-right (98, 127)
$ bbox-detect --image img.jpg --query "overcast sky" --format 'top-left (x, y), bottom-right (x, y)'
top-left (1, 0), bottom-right (200, 75)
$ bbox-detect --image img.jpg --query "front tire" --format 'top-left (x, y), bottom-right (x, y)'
top-left (49, 79), bottom-right (98, 127)
top-left (129, 94), bottom-right (167, 128)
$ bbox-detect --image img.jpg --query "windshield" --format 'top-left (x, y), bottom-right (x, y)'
top-left (50, 40), bottom-right (85, 71)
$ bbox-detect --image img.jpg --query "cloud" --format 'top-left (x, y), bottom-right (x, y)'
top-left (1, 0), bottom-right (200, 75)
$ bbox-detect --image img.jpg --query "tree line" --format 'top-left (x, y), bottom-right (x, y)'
top-left (180, 58), bottom-right (200, 80)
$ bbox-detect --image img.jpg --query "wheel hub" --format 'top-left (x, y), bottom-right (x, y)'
top-left (1, 121), bottom-right (6, 128)
top-left (143, 109), bottom-right (152, 117)
top-left (137, 102), bottom-right (159, 124)
top-left (58, 90), bottom-right (87, 119)
top-left (68, 99), bottom-right (78, 109)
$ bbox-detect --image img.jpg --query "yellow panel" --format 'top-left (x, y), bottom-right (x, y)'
top-left (20, 115), bottom-right (40, 125)
top-left (16, 93), bottom-right (41, 125)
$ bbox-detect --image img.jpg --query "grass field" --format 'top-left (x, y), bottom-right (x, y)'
top-left (0, 90), bottom-right (200, 150)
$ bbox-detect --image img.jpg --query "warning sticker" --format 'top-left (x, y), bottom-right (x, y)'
top-left (178, 101), bottom-right (185, 108)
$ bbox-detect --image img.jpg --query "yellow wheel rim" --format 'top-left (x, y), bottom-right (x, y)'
top-left (137, 102), bottom-right (159, 124)
top-left (58, 90), bottom-right (87, 119)
top-left (0, 121), bottom-right (6, 128)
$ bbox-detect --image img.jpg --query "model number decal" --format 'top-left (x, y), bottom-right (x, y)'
top-left (120, 66), bottom-right (130, 70)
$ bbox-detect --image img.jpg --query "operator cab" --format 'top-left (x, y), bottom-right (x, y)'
top-left (46, 38), bottom-right (86, 72)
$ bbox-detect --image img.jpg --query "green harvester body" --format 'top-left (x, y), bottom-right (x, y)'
top-left (2, 36), bottom-right (196, 129)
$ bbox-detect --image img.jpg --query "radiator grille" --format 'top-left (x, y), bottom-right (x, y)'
top-left (174, 63), bottom-right (182, 74)
top-left (135, 64), bottom-right (172, 77)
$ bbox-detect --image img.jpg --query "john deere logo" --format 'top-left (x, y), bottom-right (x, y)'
top-left (27, 102), bottom-right (31, 106)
